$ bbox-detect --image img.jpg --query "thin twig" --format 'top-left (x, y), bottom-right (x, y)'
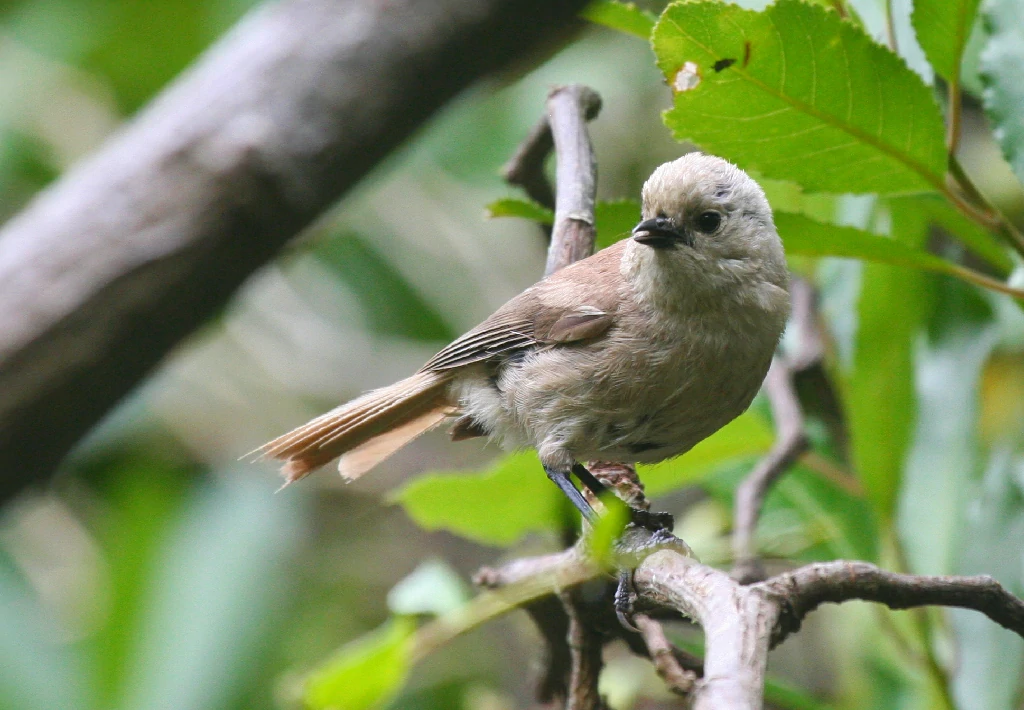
top-left (731, 277), bottom-right (819, 583)
top-left (945, 157), bottom-right (1024, 259)
top-left (450, 538), bottom-right (1024, 709)
top-left (502, 117), bottom-right (557, 210)
top-left (731, 359), bottom-right (810, 583)
top-left (562, 589), bottom-right (608, 710)
top-left (946, 81), bottom-right (963, 156)
top-left (544, 84), bottom-right (602, 276)
top-left (634, 550), bottom-right (774, 710)
top-left (883, 0), bottom-right (898, 53)
top-left (502, 85), bottom-right (602, 215)
top-left (633, 613), bottom-right (697, 695)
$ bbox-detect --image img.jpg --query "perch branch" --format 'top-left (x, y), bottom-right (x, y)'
top-left (0, 0), bottom-right (591, 504)
top-left (457, 536), bottom-right (1024, 710)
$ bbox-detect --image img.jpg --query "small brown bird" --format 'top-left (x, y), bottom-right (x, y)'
top-left (256, 153), bottom-right (790, 523)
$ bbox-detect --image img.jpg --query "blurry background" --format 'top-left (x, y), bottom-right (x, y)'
top-left (1, 1), bottom-right (1023, 709)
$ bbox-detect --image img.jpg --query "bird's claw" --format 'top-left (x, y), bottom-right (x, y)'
top-left (629, 507), bottom-right (675, 532)
top-left (614, 569), bottom-right (639, 632)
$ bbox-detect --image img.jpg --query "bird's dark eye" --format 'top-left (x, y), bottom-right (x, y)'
top-left (695, 211), bottom-right (722, 234)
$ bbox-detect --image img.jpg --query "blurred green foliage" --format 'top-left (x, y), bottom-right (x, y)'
top-left (3, 0), bottom-right (1024, 709)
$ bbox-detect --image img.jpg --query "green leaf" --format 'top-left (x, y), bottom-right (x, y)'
top-left (581, 1), bottom-right (657, 39)
top-left (587, 496), bottom-right (631, 565)
top-left (386, 559), bottom-right (469, 618)
top-left (770, 464), bottom-right (877, 562)
top-left (653, 0), bottom-right (947, 194)
top-left (313, 232), bottom-right (455, 343)
top-left (912, 0), bottom-right (982, 84)
top-left (980, 0), bottom-right (1024, 185)
top-left (88, 462), bottom-right (189, 707)
top-left (305, 618), bottom-right (415, 710)
top-left (840, 201), bottom-right (932, 520)
top-left (776, 211), bottom-right (1021, 299)
top-left (638, 411), bottom-right (774, 497)
top-left (906, 194), bottom-right (1013, 276)
top-left (0, 556), bottom-right (89, 710)
top-left (485, 198), bottom-right (553, 224)
top-left (115, 471), bottom-right (308, 710)
top-left (389, 453), bottom-right (566, 546)
top-left (594, 199), bottom-right (640, 249)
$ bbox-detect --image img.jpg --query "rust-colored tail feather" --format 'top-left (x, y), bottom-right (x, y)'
top-left (257, 371), bottom-right (453, 484)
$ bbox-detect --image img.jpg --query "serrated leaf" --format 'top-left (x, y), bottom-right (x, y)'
top-left (305, 618), bottom-right (415, 710)
top-left (581, 1), bottom-right (657, 39)
top-left (389, 453), bottom-right (566, 546)
top-left (638, 411), bottom-right (774, 497)
top-left (653, 0), bottom-right (947, 194)
top-left (912, 0), bottom-right (981, 83)
top-left (980, 0), bottom-right (1024, 185)
top-left (776, 211), bottom-right (1021, 299)
top-left (485, 198), bottom-right (553, 224)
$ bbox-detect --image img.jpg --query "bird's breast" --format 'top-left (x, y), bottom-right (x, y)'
top-left (486, 302), bottom-right (777, 464)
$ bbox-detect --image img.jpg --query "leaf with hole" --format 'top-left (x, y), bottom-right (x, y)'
top-left (653, 0), bottom-right (947, 194)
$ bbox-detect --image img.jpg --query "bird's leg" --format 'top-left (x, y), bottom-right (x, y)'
top-left (571, 463), bottom-right (674, 532)
top-left (613, 569), bottom-right (640, 632)
top-left (544, 465), bottom-right (599, 525)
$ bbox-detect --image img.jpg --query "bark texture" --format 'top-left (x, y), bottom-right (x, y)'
top-left (0, 0), bottom-right (590, 502)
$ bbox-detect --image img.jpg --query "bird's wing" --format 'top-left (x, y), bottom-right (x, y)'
top-left (420, 310), bottom-right (538, 371)
top-left (421, 242), bottom-right (625, 372)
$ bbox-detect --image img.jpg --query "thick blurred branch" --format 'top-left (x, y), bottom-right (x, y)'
top-left (0, 0), bottom-right (591, 503)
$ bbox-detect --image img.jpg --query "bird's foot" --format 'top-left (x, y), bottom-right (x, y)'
top-left (629, 507), bottom-right (674, 532)
top-left (611, 524), bottom-right (695, 631)
top-left (614, 569), bottom-right (639, 632)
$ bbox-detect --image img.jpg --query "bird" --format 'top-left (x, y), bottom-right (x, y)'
top-left (255, 153), bottom-right (790, 525)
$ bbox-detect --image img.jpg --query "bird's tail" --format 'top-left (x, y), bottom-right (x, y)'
top-left (255, 371), bottom-right (455, 485)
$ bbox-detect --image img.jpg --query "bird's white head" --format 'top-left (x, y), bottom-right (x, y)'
top-left (625, 153), bottom-right (789, 312)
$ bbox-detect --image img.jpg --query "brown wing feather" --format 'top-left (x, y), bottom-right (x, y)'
top-left (422, 241), bottom-right (628, 372)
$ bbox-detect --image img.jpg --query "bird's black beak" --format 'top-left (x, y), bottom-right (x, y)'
top-left (632, 217), bottom-right (693, 249)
